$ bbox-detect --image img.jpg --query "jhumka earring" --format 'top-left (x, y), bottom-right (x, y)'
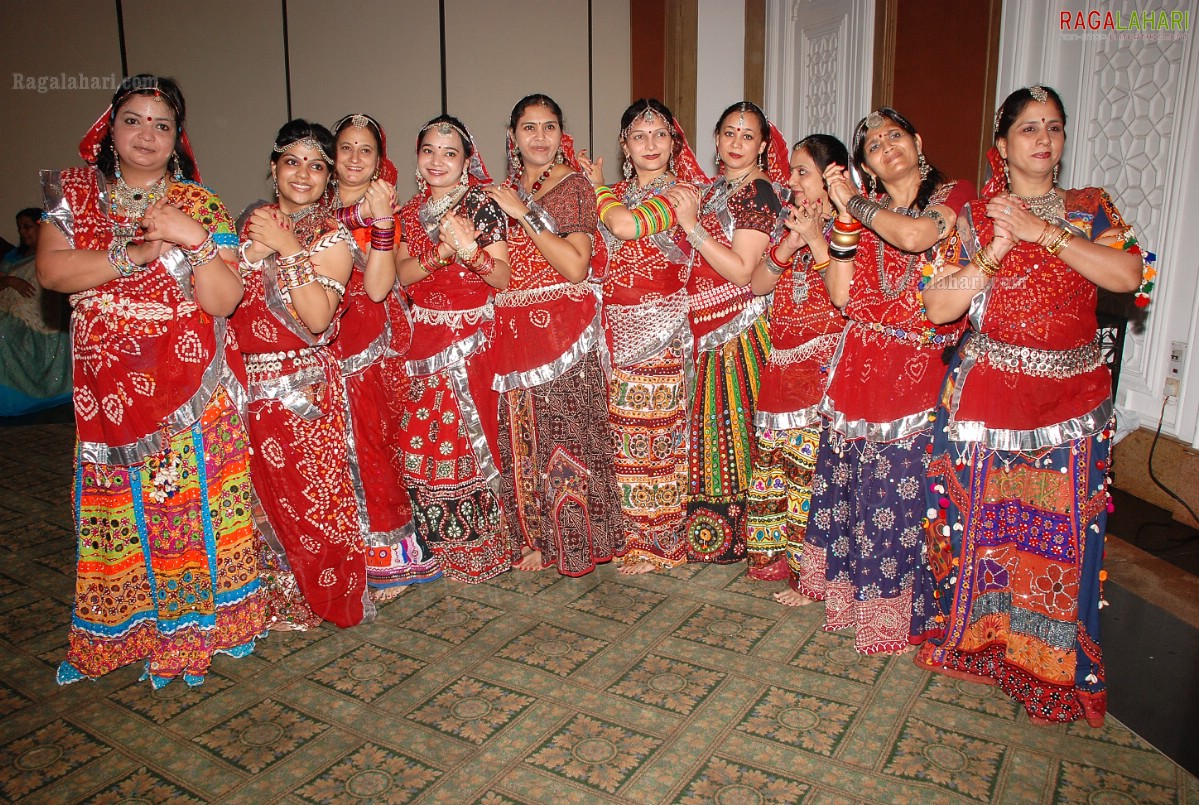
top-left (622, 156), bottom-right (633, 180)
top-left (918, 152), bottom-right (930, 181)
top-left (1052, 163), bottom-right (1060, 185)
top-left (1002, 158), bottom-right (1010, 191)
top-left (507, 138), bottom-right (522, 179)
top-left (555, 146), bottom-right (565, 165)
top-left (459, 167), bottom-right (469, 187)
top-left (758, 150), bottom-right (767, 170)
top-left (415, 168), bottom-right (428, 194)
top-left (170, 153), bottom-right (183, 182)
top-left (112, 145), bottom-right (123, 181)
top-left (271, 175), bottom-right (279, 199)
top-left (864, 173), bottom-right (875, 194)
top-left (668, 152), bottom-right (676, 175)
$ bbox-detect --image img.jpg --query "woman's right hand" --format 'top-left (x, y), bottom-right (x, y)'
top-left (246, 207), bottom-right (301, 256)
top-left (822, 165), bottom-right (855, 215)
top-left (577, 150), bottom-right (606, 187)
top-left (364, 179), bottom-right (395, 221)
top-left (665, 184), bottom-right (701, 232)
top-left (484, 184), bottom-right (531, 220)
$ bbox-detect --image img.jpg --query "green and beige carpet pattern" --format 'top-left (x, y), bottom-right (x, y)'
top-left (1, 423), bottom-right (1196, 803)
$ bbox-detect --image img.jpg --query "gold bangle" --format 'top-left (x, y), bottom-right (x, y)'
top-left (811, 259), bottom-right (831, 273)
top-left (1045, 228), bottom-right (1074, 256)
top-left (974, 247), bottom-right (1001, 277)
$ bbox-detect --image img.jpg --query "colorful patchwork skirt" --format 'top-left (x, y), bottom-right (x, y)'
top-left (59, 387), bottom-right (265, 687)
top-left (747, 424), bottom-right (822, 582)
top-left (917, 410), bottom-right (1113, 726)
top-left (683, 315), bottom-right (769, 564)
top-left (610, 336), bottom-right (689, 568)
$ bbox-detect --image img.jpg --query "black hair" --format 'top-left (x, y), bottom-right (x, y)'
top-left (508, 94), bottom-right (564, 130)
top-left (994, 86), bottom-right (1068, 141)
top-left (16, 207), bottom-right (43, 224)
top-left (851, 107), bottom-right (946, 212)
top-left (269, 119), bottom-right (336, 168)
top-left (332, 113), bottom-right (384, 154)
top-left (713, 101), bottom-right (769, 143)
top-left (96, 74), bottom-right (197, 182)
top-left (794, 134), bottom-right (849, 187)
top-left (417, 114), bottom-right (473, 156)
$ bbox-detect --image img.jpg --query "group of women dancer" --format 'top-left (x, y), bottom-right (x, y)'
top-left (38, 74), bottom-right (1150, 728)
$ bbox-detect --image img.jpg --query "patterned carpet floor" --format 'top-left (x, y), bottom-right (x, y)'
top-left (1, 421), bottom-right (1197, 804)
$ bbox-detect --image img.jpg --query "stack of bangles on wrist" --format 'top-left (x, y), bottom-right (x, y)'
top-left (829, 217), bottom-right (862, 261)
top-left (108, 239), bottom-right (144, 277)
top-left (456, 240), bottom-right (495, 277)
top-left (276, 250), bottom-right (317, 290)
top-left (846, 195), bottom-right (884, 228)
top-left (419, 248), bottom-right (452, 273)
top-left (630, 197), bottom-right (675, 239)
top-left (1037, 222), bottom-right (1074, 256)
top-left (370, 218), bottom-right (396, 251)
top-left (765, 244), bottom-right (793, 275)
top-left (974, 243), bottom-right (1002, 277)
top-left (181, 234), bottom-right (218, 269)
top-left (335, 201), bottom-right (371, 229)
top-left (686, 222), bottom-right (708, 250)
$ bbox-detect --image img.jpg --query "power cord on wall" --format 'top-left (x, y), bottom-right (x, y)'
top-left (1140, 393), bottom-right (1199, 552)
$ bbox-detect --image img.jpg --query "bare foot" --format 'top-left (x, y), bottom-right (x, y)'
top-left (618, 559), bottom-right (658, 576)
top-left (513, 548), bottom-right (546, 571)
top-left (369, 585), bottom-right (410, 603)
top-left (773, 588), bottom-right (815, 607)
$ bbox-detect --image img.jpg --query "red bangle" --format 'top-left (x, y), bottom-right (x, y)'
top-left (833, 218), bottom-right (862, 233)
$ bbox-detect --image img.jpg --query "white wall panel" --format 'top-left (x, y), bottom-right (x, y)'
top-left (123, 0), bottom-right (288, 216)
top-left (287, 0), bottom-right (441, 202)
top-left (0, 3), bottom-right (121, 233)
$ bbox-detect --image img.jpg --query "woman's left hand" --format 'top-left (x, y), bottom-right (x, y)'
top-left (485, 184), bottom-right (530, 220)
top-left (986, 194), bottom-right (1046, 244)
top-left (439, 213), bottom-right (479, 252)
top-left (246, 207), bottom-right (301, 256)
top-left (140, 198), bottom-right (209, 248)
top-left (789, 198), bottom-right (825, 246)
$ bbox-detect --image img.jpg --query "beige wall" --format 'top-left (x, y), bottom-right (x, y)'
top-left (0, 1), bottom-right (629, 241)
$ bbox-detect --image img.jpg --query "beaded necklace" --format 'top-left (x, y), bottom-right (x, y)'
top-left (423, 185), bottom-right (467, 222)
top-left (700, 170), bottom-right (753, 217)
top-left (525, 164), bottom-right (556, 198)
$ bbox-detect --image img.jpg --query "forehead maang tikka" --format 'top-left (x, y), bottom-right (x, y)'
top-left (274, 137), bottom-right (333, 164)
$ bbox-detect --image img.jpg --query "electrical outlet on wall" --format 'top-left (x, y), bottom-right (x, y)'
top-left (1165, 377), bottom-right (1180, 397)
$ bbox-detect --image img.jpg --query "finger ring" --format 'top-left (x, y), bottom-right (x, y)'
top-left (1004, 206), bottom-right (1012, 215)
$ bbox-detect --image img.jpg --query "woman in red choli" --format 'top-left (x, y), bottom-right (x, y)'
top-left (486, 94), bottom-right (621, 576)
top-left (395, 114), bottom-right (512, 583)
top-left (796, 108), bottom-right (975, 655)
top-left (578, 99), bottom-right (709, 574)
top-left (329, 113), bottom-right (440, 597)
top-left (919, 86), bottom-right (1146, 726)
top-left (40, 74), bottom-right (265, 686)
top-left (670, 101), bottom-right (787, 566)
top-left (231, 120), bottom-right (368, 629)
top-left (745, 134), bottom-right (849, 596)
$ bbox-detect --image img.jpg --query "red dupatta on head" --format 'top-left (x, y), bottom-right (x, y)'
top-left (670, 119), bottom-right (710, 186)
top-left (78, 99), bottom-right (202, 183)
